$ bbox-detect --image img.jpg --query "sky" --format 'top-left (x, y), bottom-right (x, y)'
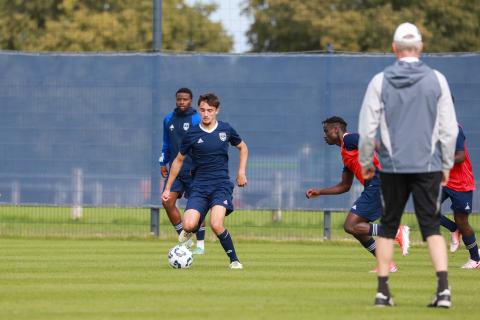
top-left (185, 0), bottom-right (252, 53)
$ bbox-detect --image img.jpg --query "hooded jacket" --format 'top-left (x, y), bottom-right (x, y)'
top-left (159, 107), bottom-right (200, 173)
top-left (358, 59), bottom-right (458, 173)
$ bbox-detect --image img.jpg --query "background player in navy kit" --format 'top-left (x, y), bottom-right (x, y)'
top-left (162, 93), bottom-right (248, 269)
top-left (439, 124), bottom-right (479, 269)
top-left (159, 88), bottom-right (206, 254)
top-left (306, 117), bottom-right (409, 273)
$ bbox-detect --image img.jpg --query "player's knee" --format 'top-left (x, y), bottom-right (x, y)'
top-left (210, 220), bottom-right (224, 234)
top-left (182, 221), bottom-right (196, 232)
top-left (456, 220), bottom-right (473, 235)
top-left (162, 198), bottom-right (175, 210)
top-left (343, 222), bottom-right (355, 235)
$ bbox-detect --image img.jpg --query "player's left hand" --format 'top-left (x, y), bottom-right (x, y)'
top-left (160, 166), bottom-right (168, 178)
top-left (236, 174), bottom-right (247, 187)
top-left (361, 166), bottom-right (375, 180)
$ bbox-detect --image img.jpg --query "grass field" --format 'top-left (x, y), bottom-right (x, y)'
top-left (1, 239), bottom-right (479, 320)
top-left (2, 205), bottom-right (479, 243)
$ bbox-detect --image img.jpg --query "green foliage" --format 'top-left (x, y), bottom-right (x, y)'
top-left (0, 0), bottom-right (233, 52)
top-left (243, 0), bottom-right (480, 52)
top-left (163, 0), bottom-right (233, 52)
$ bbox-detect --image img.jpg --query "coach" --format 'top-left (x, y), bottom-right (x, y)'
top-left (358, 22), bottom-right (458, 308)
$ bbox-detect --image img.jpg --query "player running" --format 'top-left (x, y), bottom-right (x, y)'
top-left (439, 124), bottom-right (479, 269)
top-left (306, 116), bottom-right (409, 272)
top-left (162, 93), bottom-right (248, 269)
top-left (159, 88), bottom-right (206, 254)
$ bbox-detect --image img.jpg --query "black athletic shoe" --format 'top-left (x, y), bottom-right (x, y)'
top-left (427, 289), bottom-right (451, 308)
top-left (374, 292), bottom-right (394, 307)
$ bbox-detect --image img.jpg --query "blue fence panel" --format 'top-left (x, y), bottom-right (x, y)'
top-left (0, 52), bottom-right (479, 212)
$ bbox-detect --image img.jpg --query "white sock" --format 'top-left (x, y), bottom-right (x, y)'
top-left (196, 240), bottom-right (205, 250)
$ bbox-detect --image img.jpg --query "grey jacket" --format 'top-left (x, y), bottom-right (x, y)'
top-left (358, 59), bottom-right (458, 173)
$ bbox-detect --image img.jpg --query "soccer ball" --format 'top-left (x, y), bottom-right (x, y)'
top-left (168, 245), bottom-right (193, 269)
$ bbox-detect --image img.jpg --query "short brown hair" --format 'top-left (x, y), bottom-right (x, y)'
top-left (197, 93), bottom-right (220, 108)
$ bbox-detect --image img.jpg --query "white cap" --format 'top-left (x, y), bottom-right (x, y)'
top-left (393, 22), bottom-right (422, 43)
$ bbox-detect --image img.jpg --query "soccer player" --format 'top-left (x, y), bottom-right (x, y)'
top-left (359, 22), bottom-right (458, 308)
top-left (305, 116), bottom-right (409, 272)
top-left (162, 93), bottom-right (248, 269)
top-left (440, 124), bottom-right (479, 269)
top-left (159, 87), bottom-right (206, 254)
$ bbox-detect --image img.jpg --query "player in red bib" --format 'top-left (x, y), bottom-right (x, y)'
top-left (440, 124), bottom-right (479, 269)
top-left (306, 116), bottom-right (409, 272)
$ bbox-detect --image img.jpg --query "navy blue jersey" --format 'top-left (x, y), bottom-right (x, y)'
top-left (455, 126), bottom-right (465, 151)
top-left (343, 133), bottom-right (360, 151)
top-left (180, 121), bottom-right (242, 185)
top-left (159, 107), bottom-right (200, 173)
top-left (342, 133), bottom-right (359, 174)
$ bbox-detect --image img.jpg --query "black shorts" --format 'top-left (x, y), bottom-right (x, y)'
top-left (379, 171), bottom-right (443, 241)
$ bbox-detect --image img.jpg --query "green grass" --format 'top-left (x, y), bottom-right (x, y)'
top-left (2, 205), bottom-right (479, 243)
top-left (0, 239), bottom-right (479, 320)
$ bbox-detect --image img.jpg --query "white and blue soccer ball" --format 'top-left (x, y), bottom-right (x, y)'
top-left (168, 245), bottom-right (193, 269)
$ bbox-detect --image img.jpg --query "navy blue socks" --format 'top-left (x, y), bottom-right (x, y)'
top-left (174, 222), bottom-right (183, 235)
top-left (463, 235), bottom-right (480, 261)
top-left (440, 216), bottom-right (457, 232)
top-left (361, 238), bottom-right (376, 256)
top-left (217, 229), bottom-right (239, 262)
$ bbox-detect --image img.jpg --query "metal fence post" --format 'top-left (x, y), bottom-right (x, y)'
top-left (272, 171), bottom-right (283, 222)
top-left (71, 168), bottom-right (83, 219)
top-left (323, 210), bottom-right (331, 240)
top-left (151, 207), bottom-right (160, 237)
top-left (153, 0), bottom-right (162, 51)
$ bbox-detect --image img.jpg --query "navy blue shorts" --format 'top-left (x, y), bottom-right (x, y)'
top-left (163, 172), bottom-right (193, 199)
top-left (185, 181), bottom-right (234, 219)
top-left (441, 187), bottom-right (473, 214)
top-left (350, 175), bottom-right (382, 222)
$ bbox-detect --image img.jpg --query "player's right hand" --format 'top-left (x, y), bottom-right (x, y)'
top-left (160, 166), bottom-right (168, 178)
top-left (441, 170), bottom-right (450, 186)
top-left (361, 166), bottom-right (375, 180)
top-left (236, 173), bottom-right (247, 187)
top-left (161, 190), bottom-right (170, 202)
top-left (305, 189), bottom-right (319, 199)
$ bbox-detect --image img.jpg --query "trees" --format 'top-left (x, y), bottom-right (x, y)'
top-left (0, 0), bottom-right (233, 52)
top-left (243, 0), bottom-right (480, 52)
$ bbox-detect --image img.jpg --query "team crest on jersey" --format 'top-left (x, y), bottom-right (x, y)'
top-left (183, 123), bottom-right (190, 131)
top-left (169, 124), bottom-right (174, 131)
top-left (219, 132), bottom-right (227, 141)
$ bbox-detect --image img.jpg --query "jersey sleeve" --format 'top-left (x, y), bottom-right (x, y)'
top-left (179, 131), bottom-right (194, 156)
top-left (228, 125), bottom-right (242, 146)
top-left (455, 126), bottom-right (465, 151)
top-left (159, 115), bottom-right (171, 166)
top-left (343, 133), bottom-right (359, 151)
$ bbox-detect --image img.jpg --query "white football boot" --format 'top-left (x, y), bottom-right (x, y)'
top-left (450, 230), bottom-right (461, 253)
top-left (178, 230), bottom-right (194, 249)
top-left (229, 261), bottom-right (243, 269)
top-left (461, 259), bottom-right (480, 269)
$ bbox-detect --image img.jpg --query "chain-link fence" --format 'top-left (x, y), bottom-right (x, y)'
top-left (1, 206), bottom-right (479, 244)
